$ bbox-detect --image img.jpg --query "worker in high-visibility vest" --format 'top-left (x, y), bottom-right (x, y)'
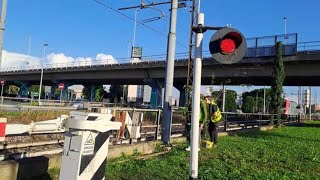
top-left (204, 96), bottom-right (223, 149)
top-left (185, 95), bottom-right (207, 151)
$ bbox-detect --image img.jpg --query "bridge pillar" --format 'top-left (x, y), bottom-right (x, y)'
top-left (50, 84), bottom-right (58, 100)
top-left (148, 79), bottom-right (164, 109)
top-left (89, 84), bottom-right (97, 102)
top-left (175, 85), bottom-right (186, 107)
top-left (17, 81), bottom-right (31, 97)
top-left (60, 82), bottom-right (70, 101)
top-left (83, 84), bottom-right (101, 102)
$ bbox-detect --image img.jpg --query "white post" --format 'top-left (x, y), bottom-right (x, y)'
top-left (309, 86), bottom-right (312, 120)
top-left (1, 84), bottom-right (3, 106)
top-left (263, 87), bottom-right (266, 114)
top-left (38, 43), bottom-right (48, 105)
top-left (27, 34), bottom-right (31, 62)
top-left (0, 0), bottom-right (8, 71)
top-left (222, 85), bottom-right (226, 112)
top-left (190, 12), bottom-right (204, 180)
top-left (60, 89), bottom-right (62, 104)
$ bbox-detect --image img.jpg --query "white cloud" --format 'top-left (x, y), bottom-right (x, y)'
top-left (1, 50), bottom-right (117, 70)
top-left (1, 50), bottom-right (40, 69)
top-left (96, 54), bottom-right (117, 65)
top-left (46, 53), bottom-right (117, 68)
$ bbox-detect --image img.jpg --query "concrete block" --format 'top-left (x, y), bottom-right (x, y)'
top-left (0, 160), bottom-right (18, 180)
top-left (16, 156), bottom-right (50, 180)
top-left (108, 141), bottom-right (159, 159)
top-left (260, 125), bottom-right (274, 131)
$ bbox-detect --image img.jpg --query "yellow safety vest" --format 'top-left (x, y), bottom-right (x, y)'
top-left (199, 99), bottom-right (207, 123)
top-left (209, 102), bottom-right (222, 122)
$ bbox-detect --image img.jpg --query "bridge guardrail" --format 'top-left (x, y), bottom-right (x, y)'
top-left (298, 41), bottom-right (320, 52)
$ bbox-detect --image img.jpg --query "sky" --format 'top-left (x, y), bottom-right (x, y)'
top-left (2, 0), bottom-right (320, 103)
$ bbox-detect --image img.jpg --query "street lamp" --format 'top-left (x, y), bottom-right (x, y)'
top-left (38, 43), bottom-right (48, 105)
top-left (284, 17), bottom-right (287, 35)
top-left (132, 8), bottom-right (139, 58)
top-left (284, 17), bottom-right (287, 44)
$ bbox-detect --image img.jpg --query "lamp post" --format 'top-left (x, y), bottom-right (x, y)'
top-left (284, 17), bottom-right (287, 44)
top-left (38, 43), bottom-right (48, 105)
top-left (284, 17), bottom-right (287, 36)
top-left (132, 8), bottom-right (139, 59)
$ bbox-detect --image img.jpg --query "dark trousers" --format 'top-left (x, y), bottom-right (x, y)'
top-left (208, 120), bottom-right (221, 144)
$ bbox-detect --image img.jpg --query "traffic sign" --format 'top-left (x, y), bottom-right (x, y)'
top-left (0, 80), bottom-right (5, 85)
top-left (58, 83), bottom-right (64, 90)
top-left (31, 92), bottom-right (39, 97)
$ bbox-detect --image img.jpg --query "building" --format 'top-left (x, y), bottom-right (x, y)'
top-left (312, 105), bottom-right (320, 112)
top-left (70, 88), bottom-right (83, 100)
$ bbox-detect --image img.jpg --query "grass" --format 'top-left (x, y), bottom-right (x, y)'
top-left (0, 110), bottom-right (70, 124)
top-left (105, 121), bottom-right (320, 180)
top-left (48, 168), bottom-right (60, 180)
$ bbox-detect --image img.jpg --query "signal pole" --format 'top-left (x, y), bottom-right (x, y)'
top-left (190, 12), bottom-right (204, 180)
top-left (0, 0), bottom-right (7, 71)
top-left (189, 11), bottom-right (247, 179)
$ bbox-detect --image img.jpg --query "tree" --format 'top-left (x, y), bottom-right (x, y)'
top-left (270, 42), bottom-right (285, 126)
top-left (108, 85), bottom-right (124, 103)
top-left (211, 89), bottom-right (237, 112)
top-left (29, 85), bottom-right (45, 97)
top-left (95, 86), bottom-right (105, 102)
top-left (225, 90), bottom-right (237, 112)
top-left (54, 88), bottom-right (61, 97)
top-left (4, 85), bottom-right (19, 95)
top-left (242, 96), bottom-right (255, 113)
top-left (242, 88), bottom-right (272, 113)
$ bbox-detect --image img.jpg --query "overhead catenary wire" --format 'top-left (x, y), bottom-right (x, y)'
top-left (92, 0), bottom-right (188, 49)
top-left (94, 0), bottom-right (283, 90)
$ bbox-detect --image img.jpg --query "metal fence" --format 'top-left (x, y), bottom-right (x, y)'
top-left (246, 33), bottom-right (298, 57)
top-left (298, 41), bottom-right (320, 52)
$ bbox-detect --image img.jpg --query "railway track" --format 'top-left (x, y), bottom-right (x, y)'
top-left (0, 119), bottom-right (298, 161)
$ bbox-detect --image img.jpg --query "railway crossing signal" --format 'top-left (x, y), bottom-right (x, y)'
top-left (190, 13), bottom-right (248, 179)
top-left (209, 27), bottom-right (247, 64)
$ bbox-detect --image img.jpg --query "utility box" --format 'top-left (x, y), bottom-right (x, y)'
top-left (59, 111), bottom-right (121, 180)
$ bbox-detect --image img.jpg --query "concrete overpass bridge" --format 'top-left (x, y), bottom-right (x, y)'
top-left (1, 33), bottom-right (320, 106)
top-left (0, 51), bottom-right (320, 86)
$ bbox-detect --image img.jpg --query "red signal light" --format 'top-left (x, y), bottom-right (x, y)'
top-left (220, 38), bottom-right (236, 54)
top-left (209, 28), bottom-right (247, 64)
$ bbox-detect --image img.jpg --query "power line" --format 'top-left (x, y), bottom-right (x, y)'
top-left (92, 0), bottom-right (188, 48)
top-left (94, 0), bottom-right (274, 86)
